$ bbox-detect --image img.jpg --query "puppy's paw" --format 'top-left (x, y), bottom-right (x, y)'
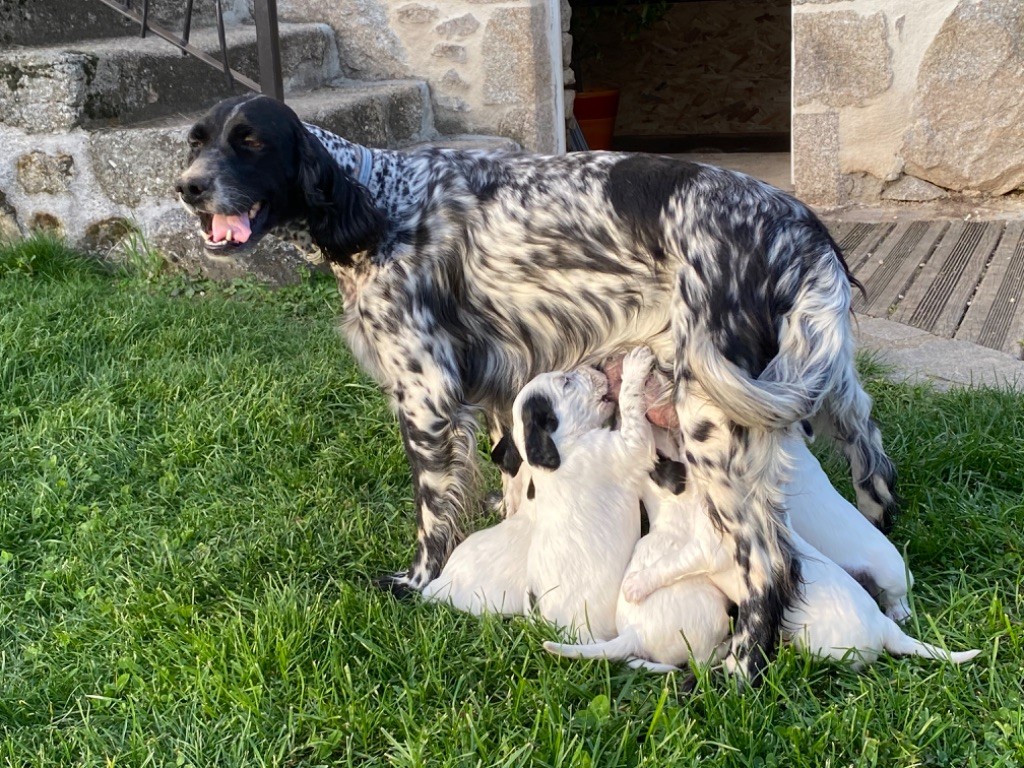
top-left (621, 572), bottom-right (655, 603)
top-left (621, 346), bottom-right (655, 387)
top-left (885, 598), bottom-right (912, 624)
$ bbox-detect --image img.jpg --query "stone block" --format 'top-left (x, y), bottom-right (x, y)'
top-left (435, 14), bottom-right (480, 40)
top-left (89, 127), bottom-right (186, 209)
top-left (395, 3), bottom-right (439, 25)
top-left (483, 7), bottom-right (547, 106)
top-left (0, 191), bottom-right (21, 242)
top-left (0, 51), bottom-right (93, 133)
top-left (83, 217), bottom-right (136, 253)
top-left (279, 0), bottom-right (407, 80)
top-left (902, 0), bottom-right (1024, 195)
top-left (432, 44), bottom-right (468, 63)
top-left (29, 212), bottom-right (64, 237)
top-left (881, 175), bottom-right (947, 202)
top-left (16, 151), bottom-right (76, 195)
top-left (792, 111), bottom-right (843, 206)
top-left (441, 69), bottom-right (471, 91)
top-left (793, 11), bottom-right (892, 108)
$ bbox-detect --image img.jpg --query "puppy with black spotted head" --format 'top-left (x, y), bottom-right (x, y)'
top-left (510, 347), bottom-right (656, 644)
top-left (543, 452), bottom-right (732, 672)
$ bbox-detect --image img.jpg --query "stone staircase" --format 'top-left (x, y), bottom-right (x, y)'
top-left (0, 0), bottom-right (516, 281)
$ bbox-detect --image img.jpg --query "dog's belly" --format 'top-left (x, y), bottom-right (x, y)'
top-left (466, 229), bottom-right (677, 371)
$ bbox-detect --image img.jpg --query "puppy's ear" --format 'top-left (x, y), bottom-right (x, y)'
top-left (490, 432), bottom-right (523, 477)
top-left (297, 130), bottom-right (385, 262)
top-left (521, 394), bottom-right (560, 470)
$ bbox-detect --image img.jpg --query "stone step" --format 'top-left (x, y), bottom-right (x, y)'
top-left (0, 80), bottom-right (432, 255)
top-left (1, 0), bottom-right (239, 47)
top-left (0, 22), bottom-right (338, 133)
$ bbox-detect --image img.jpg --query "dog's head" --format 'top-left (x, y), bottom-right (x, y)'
top-left (507, 368), bottom-right (615, 472)
top-left (175, 94), bottom-right (384, 262)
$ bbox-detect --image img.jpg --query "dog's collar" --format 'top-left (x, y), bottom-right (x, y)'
top-left (355, 145), bottom-right (373, 187)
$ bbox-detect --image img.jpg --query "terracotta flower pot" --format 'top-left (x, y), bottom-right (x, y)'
top-left (573, 89), bottom-right (620, 151)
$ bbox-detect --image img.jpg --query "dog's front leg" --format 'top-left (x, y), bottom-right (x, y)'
top-left (379, 392), bottom-right (478, 595)
top-left (618, 347), bottom-right (657, 464)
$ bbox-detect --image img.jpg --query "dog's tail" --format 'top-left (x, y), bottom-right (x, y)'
top-left (674, 233), bottom-right (854, 430)
top-left (543, 627), bottom-right (681, 672)
top-left (881, 618), bottom-right (981, 664)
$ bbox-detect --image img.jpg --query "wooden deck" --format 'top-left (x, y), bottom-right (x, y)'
top-left (826, 219), bottom-right (1024, 359)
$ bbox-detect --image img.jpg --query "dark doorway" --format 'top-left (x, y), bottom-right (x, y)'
top-left (570, 0), bottom-right (791, 154)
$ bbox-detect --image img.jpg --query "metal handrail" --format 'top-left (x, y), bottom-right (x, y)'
top-left (91, 0), bottom-right (284, 101)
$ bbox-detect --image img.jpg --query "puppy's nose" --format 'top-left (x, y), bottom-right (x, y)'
top-left (175, 176), bottom-right (210, 205)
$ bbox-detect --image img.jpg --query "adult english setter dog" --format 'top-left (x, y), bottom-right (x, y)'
top-left (176, 94), bottom-right (898, 682)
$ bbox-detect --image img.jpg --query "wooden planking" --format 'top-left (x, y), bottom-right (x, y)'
top-left (830, 221), bottom-right (896, 272)
top-left (957, 221), bottom-right (1024, 356)
top-left (851, 221), bottom-right (948, 317)
top-left (894, 221), bottom-right (1004, 336)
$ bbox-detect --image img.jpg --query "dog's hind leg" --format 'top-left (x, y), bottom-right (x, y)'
top-left (811, 365), bottom-right (900, 532)
top-left (671, 380), bottom-right (800, 686)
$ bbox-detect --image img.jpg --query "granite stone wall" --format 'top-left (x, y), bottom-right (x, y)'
top-left (277, 0), bottom-right (561, 151)
top-left (793, 0), bottom-right (1024, 206)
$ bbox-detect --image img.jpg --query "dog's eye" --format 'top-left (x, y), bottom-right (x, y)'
top-left (241, 134), bottom-right (264, 151)
top-left (187, 131), bottom-right (206, 149)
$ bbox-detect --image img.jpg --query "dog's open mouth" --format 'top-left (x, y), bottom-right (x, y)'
top-left (197, 202), bottom-right (269, 252)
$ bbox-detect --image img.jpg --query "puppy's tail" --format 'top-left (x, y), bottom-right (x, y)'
top-left (674, 236), bottom-right (854, 430)
top-left (542, 629), bottom-right (640, 662)
top-left (881, 618), bottom-right (981, 664)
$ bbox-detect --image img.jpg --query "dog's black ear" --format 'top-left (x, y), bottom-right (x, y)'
top-left (297, 129), bottom-right (385, 263)
top-left (490, 432), bottom-right (523, 477)
top-left (521, 394), bottom-right (560, 470)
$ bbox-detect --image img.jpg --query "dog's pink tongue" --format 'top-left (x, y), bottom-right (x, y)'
top-left (211, 213), bottom-right (251, 243)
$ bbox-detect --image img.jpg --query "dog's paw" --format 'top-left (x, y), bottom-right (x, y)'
top-left (621, 346), bottom-right (655, 387)
top-left (373, 571), bottom-right (421, 599)
top-left (621, 572), bottom-right (655, 603)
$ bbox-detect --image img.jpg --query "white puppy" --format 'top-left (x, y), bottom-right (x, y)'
top-left (544, 453), bottom-right (731, 672)
top-left (784, 530), bottom-right (979, 668)
top-left (513, 347), bottom-right (656, 643)
top-left (420, 500), bottom-right (534, 616)
top-left (621, 475), bottom-right (980, 670)
top-left (783, 430), bottom-right (913, 622)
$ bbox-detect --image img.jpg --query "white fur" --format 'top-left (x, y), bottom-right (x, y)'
top-left (421, 502), bottom-right (534, 615)
top-left (784, 531), bottom-right (980, 669)
top-left (622, 489), bottom-right (980, 670)
top-left (783, 435), bottom-right (914, 622)
top-left (544, 467), bottom-right (731, 672)
top-left (522, 348), bottom-right (655, 643)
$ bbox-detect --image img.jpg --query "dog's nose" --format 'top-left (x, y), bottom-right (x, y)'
top-left (175, 176), bottom-right (210, 205)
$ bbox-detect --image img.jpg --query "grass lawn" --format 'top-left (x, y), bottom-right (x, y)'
top-left (1, 235), bottom-right (1022, 767)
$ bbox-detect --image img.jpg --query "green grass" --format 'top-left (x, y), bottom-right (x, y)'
top-left (1, 234), bottom-right (1022, 767)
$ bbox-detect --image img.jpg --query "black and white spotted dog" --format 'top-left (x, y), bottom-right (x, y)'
top-left (175, 94), bottom-right (899, 682)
